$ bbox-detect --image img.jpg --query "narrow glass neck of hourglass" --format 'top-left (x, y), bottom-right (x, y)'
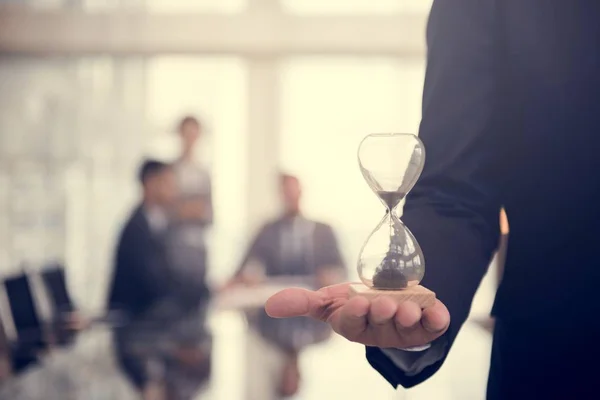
top-left (377, 190), bottom-right (404, 212)
top-left (385, 205), bottom-right (400, 216)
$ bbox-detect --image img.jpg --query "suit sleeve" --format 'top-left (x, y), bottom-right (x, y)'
top-left (366, 0), bottom-right (502, 388)
top-left (123, 224), bottom-right (172, 300)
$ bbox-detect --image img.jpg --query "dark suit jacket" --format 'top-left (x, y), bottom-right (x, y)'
top-left (108, 204), bottom-right (211, 320)
top-left (367, 0), bottom-right (600, 388)
top-left (107, 205), bottom-right (172, 318)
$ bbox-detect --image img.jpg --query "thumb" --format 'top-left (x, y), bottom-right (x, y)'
top-left (265, 288), bottom-right (324, 318)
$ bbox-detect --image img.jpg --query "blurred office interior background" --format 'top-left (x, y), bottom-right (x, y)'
top-left (0, 1), bottom-right (499, 399)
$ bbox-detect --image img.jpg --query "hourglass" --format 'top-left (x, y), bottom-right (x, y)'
top-left (349, 133), bottom-right (436, 308)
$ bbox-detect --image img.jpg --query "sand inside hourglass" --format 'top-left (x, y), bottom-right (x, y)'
top-left (376, 190), bottom-right (405, 211)
top-left (369, 191), bottom-right (416, 289)
top-left (360, 275), bottom-right (420, 290)
top-left (360, 252), bottom-right (421, 290)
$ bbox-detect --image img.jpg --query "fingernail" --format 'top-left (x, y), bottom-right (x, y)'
top-left (422, 319), bottom-right (448, 334)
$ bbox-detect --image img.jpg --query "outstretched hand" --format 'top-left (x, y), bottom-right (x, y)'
top-left (265, 283), bottom-right (450, 349)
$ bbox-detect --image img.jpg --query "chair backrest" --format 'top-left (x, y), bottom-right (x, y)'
top-left (40, 265), bottom-right (74, 314)
top-left (41, 265), bottom-right (81, 346)
top-left (3, 274), bottom-right (45, 347)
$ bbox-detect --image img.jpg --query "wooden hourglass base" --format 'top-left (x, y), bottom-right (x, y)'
top-left (348, 283), bottom-right (436, 309)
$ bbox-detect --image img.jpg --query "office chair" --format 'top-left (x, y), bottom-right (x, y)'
top-left (41, 265), bottom-right (75, 314)
top-left (3, 273), bottom-right (47, 373)
top-left (41, 264), bottom-right (128, 337)
top-left (41, 265), bottom-right (78, 346)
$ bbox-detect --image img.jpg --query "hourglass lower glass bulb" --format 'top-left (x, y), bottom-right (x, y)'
top-left (359, 211), bottom-right (424, 288)
top-left (348, 133), bottom-right (436, 308)
top-left (349, 210), bottom-right (436, 308)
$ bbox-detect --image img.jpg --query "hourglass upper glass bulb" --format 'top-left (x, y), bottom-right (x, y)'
top-left (358, 133), bottom-right (425, 210)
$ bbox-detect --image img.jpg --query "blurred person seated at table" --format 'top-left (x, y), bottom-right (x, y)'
top-left (225, 173), bottom-right (346, 399)
top-left (107, 159), bottom-right (211, 400)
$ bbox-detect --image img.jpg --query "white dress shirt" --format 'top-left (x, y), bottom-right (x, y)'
top-left (144, 205), bottom-right (168, 235)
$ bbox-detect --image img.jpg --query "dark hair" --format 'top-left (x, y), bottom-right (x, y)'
top-left (178, 115), bottom-right (201, 132)
top-left (138, 159), bottom-right (170, 185)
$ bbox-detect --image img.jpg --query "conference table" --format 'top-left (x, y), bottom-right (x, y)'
top-left (0, 277), bottom-right (494, 400)
top-left (0, 278), bottom-right (312, 400)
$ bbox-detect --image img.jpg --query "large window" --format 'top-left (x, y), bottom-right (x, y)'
top-left (280, 56), bottom-right (495, 400)
top-left (0, 56), bottom-right (247, 309)
top-left (0, 58), bottom-right (78, 279)
top-left (146, 56), bottom-right (248, 285)
top-left (280, 56), bottom-right (425, 279)
top-left (279, 59), bottom-right (425, 398)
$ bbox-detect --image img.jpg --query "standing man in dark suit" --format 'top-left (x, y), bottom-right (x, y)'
top-left (107, 160), bottom-right (177, 330)
top-left (265, 1), bottom-right (600, 399)
top-left (108, 160), bottom-right (210, 400)
top-left (107, 160), bottom-right (177, 400)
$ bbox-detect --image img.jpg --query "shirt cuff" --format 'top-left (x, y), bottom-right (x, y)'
top-left (397, 343), bottom-right (432, 352)
top-left (380, 337), bottom-right (448, 377)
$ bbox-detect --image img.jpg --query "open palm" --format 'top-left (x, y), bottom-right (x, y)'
top-left (265, 282), bottom-right (449, 349)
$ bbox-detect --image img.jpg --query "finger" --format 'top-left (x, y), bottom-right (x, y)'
top-left (368, 296), bottom-right (398, 326)
top-left (421, 300), bottom-right (450, 334)
top-left (395, 301), bottom-right (422, 329)
top-left (265, 288), bottom-right (324, 318)
top-left (318, 282), bottom-right (353, 298)
top-left (333, 296), bottom-right (370, 339)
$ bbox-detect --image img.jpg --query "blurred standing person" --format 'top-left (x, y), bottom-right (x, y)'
top-left (167, 116), bottom-right (213, 305)
top-left (108, 160), bottom-right (177, 400)
top-left (163, 115), bottom-right (214, 398)
top-left (226, 174), bottom-right (346, 399)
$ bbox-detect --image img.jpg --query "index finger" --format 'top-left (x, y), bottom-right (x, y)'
top-left (265, 282), bottom-right (354, 317)
top-left (265, 288), bottom-right (324, 318)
